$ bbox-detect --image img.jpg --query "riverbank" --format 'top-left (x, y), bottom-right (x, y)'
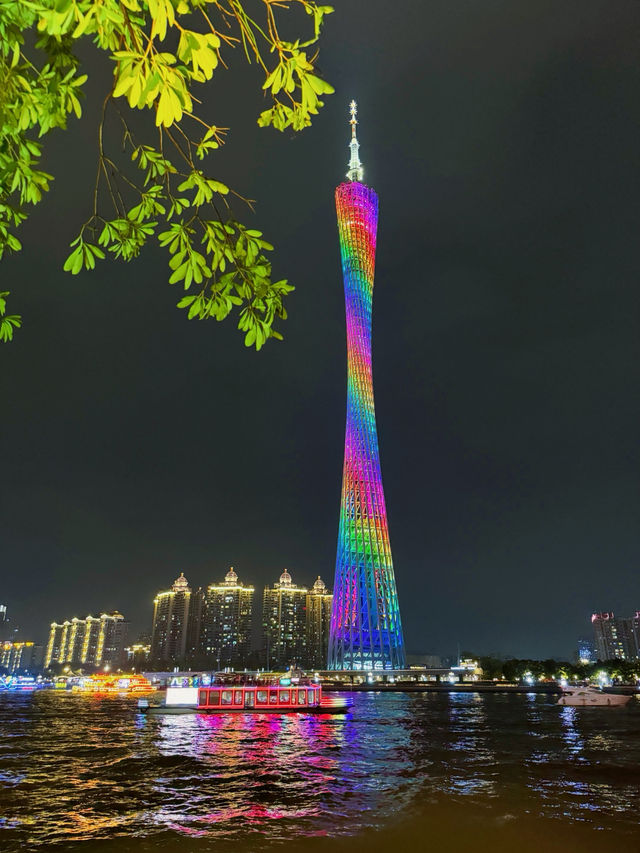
top-left (323, 681), bottom-right (640, 695)
top-left (322, 681), bottom-right (563, 693)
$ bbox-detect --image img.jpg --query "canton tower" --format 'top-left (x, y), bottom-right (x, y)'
top-left (328, 102), bottom-right (405, 671)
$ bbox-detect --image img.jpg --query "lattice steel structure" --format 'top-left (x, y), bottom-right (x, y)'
top-left (327, 102), bottom-right (405, 671)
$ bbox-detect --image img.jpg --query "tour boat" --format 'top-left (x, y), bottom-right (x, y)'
top-left (0, 675), bottom-right (40, 692)
top-left (557, 686), bottom-right (632, 707)
top-left (138, 677), bottom-right (350, 715)
top-left (71, 673), bottom-right (153, 695)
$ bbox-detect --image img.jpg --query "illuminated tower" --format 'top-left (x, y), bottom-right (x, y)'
top-left (328, 102), bottom-right (405, 671)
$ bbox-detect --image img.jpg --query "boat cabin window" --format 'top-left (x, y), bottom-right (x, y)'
top-left (298, 689), bottom-right (307, 705)
top-left (221, 690), bottom-right (233, 705)
top-left (279, 690), bottom-right (290, 703)
top-left (256, 690), bottom-right (267, 704)
top-left (234, 690), bottom-right (243, 705)
top-left (199, 689), bottom-right (207, 705)
top-left (269, 690), bottom-right (278, 705)
top-left (208, 690), bottom-right (220, 705)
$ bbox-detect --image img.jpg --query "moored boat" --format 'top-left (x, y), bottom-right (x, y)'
top-left (557, 686), bottom-right (632, 707)
top-left (138, 675), bottom-right (350, 715)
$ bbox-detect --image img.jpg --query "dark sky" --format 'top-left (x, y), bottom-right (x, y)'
top-left (2, 1), bottom-right (639, 660)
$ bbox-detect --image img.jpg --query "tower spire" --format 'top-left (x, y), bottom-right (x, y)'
top-left (346, 99), bottom-right (363, 182)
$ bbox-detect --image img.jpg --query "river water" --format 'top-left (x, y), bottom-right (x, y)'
top-left (1, 690), bottom-right (639, 852)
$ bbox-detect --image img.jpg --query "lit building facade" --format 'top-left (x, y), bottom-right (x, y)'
top-left (328, 102), bottom-right (405, 671)
top-left (633, 612), bottom-right (640, 658)
top-left (126, 643), bottom-right (151, 669)
top-left (44, 612), bottom-right (128, 669)
top-left (201, 567), bottom-right (254, 670)
top-left (1, 641), bottom-right (43, 674)
top-left (150, 572), bottom-right (200, 666)
top-left (576, 638), bottom-right (594, 664)
top-left (262, 570), bottom-right (307, 670)
top-left (591, 612), bottom-right (638, 660)
top-left (0, 604), bottom-right (8, 641)
top-left (305, 576), bottom-right (333, 670)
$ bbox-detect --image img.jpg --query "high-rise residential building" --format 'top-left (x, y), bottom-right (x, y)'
top-left (98, 612), bottom-right (129, 667)
top-left (200, 567), bottom-right (254, 670)
top-left (591, 612), bottom-right (638, 660)
top-left (328, 102), bottom-right (405, 671)
top-left (633, 612), bottom-right (640, 658)
top-left (305, 576), bottom-right (333, 670)
top-left (126, 642), bottom-right (151, 669)
top-left (262, 570), bottom-right (307, 671)
top-left (150, 572), bottom-right (196, 666)
top-left (186, 586), bottom-right (204, 663)
top-left (0, 604), bottom-right (15, 642)
top-left (44, 612), bottom-right (128, 669)
top-left (1, 641), bottom-right (43, 674)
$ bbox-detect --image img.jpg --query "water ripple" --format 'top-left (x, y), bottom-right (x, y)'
top-left (1, 691), bottom-right (640, 851)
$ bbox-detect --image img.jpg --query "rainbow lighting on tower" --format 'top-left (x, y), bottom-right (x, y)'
top-left (328, 101), bottom-right (405, 671)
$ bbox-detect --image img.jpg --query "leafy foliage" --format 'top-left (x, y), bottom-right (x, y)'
top-left (477, 656), bottom-right (640, 684)
top-left (0, 291), bottom-right (21, 342)
top-left (0, 0), bottom-right (334, 347)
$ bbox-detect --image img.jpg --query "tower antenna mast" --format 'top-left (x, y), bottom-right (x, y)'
top-left (346, 100), bottom-right (363, 182)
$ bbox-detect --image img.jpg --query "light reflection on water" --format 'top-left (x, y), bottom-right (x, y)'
top-left (1, 691), bottom-right (640, 851)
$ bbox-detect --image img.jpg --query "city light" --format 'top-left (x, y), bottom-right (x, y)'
top-left (328, 103), bottom-right (405, 672)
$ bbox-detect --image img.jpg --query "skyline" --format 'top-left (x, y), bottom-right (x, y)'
top-left (1, 1), bottom-right (639, 659)
top-left (4, 565), bottom-right (638, 662)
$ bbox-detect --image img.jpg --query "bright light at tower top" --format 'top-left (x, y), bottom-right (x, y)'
top-left (346, 99), bottom-right (364, 182)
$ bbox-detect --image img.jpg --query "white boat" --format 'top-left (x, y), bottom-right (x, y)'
top-left (557, 686), bottom-right (631, 707)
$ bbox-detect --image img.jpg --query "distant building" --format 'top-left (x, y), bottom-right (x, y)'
top-left (200, 567), bottom-right (254, 670)
top-left (591, 612), bottom-right (638, 660)
top-left (1, 641), bottom-right (43, 674)
top-left (150, 573), bottom-right (201, 667)
top-left (305, 576), bottom-right (332, 670)
top-left (262, 570), bottom-right (307, 670)
top-left (405, 653), bottom-right (443, 668)
top-left (44, 612), bottom-right (128, 669)
top-left (633, 612), bottom-right (640, 658)
top-left (0, 604), bottom-right (16, 642)
top-left (99, 614), bottom-right (128, 666)
top-left (125, 643), bottom-right (151, 669)
top-left (576, 638), bottom-right (594, 664)
top-left (186, 586), bottom-right (204, 663)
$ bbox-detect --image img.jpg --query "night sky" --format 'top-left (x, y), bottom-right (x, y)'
top-left (2, 1), bottom-right (639, 660)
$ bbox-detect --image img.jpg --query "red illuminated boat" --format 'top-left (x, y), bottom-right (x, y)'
top-left (138, 675), bottom-right (349, 715)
